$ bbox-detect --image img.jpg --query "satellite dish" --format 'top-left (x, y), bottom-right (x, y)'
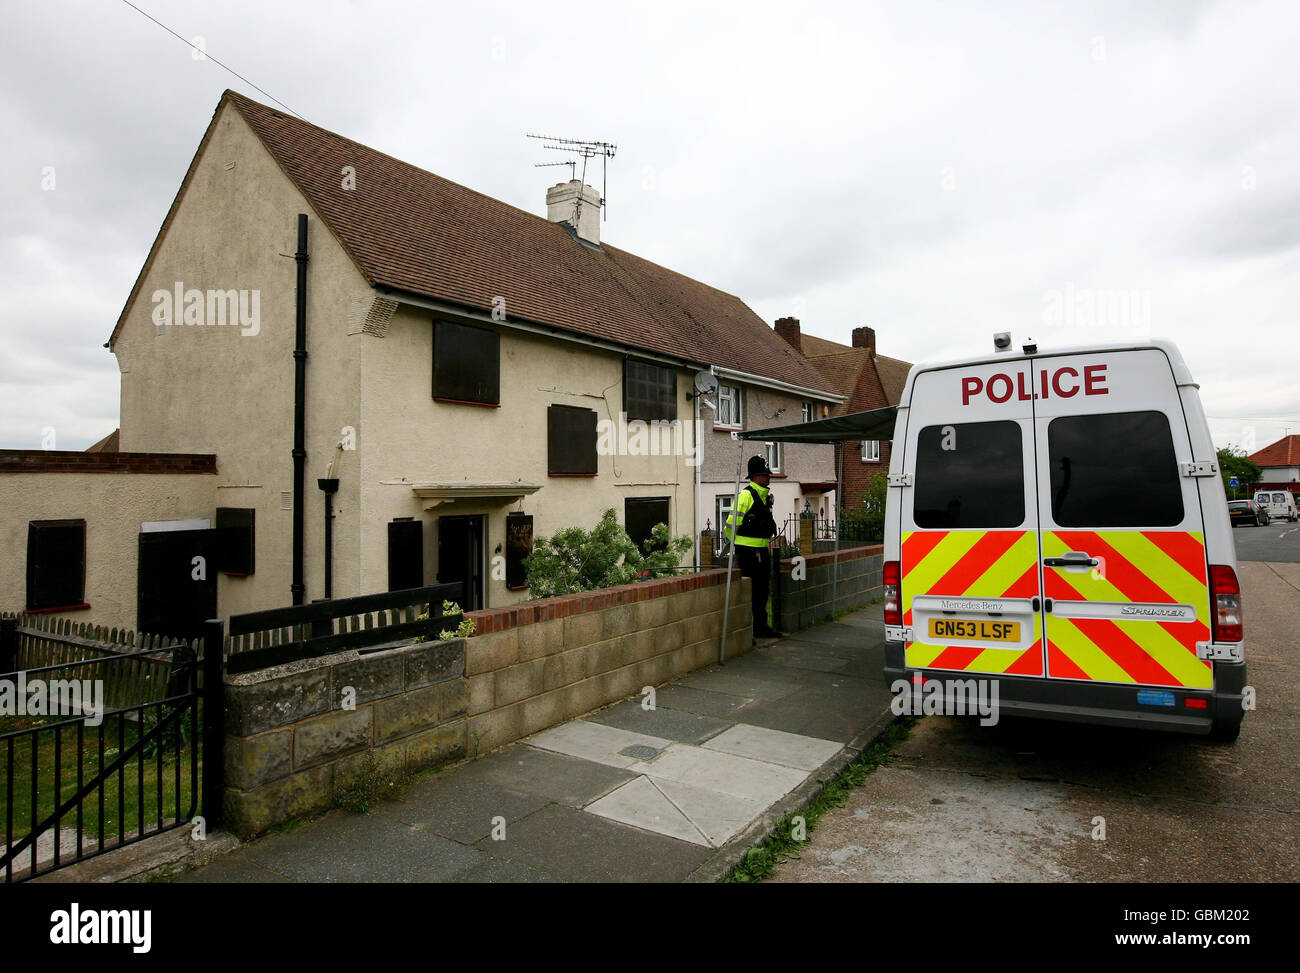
top-left (693, 369), bottom-right (718, 394)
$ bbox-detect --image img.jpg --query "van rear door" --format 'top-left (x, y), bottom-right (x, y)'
top-left (899, 361), bottom-right (1045, 677)
top-left (1032, 349), bottom-right (1213, 690)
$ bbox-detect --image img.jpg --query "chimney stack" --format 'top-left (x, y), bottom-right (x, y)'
top-left (546, 179), bottom-right (602, 246)
top-left (775, 317), bottom-right (802, 351)
top-left (852, 325), bottom-right (876, 357)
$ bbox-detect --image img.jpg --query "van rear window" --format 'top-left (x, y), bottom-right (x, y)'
top-left (1048, 411), bottom-right (1183, 527)
top-left (913, 421), bottom-right (1025, 528)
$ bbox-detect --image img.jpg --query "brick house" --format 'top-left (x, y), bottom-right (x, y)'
top-left (772, 319), bottom-right (912, 508)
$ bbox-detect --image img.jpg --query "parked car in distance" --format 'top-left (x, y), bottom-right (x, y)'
top-left (1254, 490), bottom-right (1298, 523)
top-left (1228, 499), bottom-right (1268, 527)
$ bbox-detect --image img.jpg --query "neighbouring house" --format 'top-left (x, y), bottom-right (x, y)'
top-left (772, 318), bottom-right (912, 509)
top-left (0, 89), bottom-right (842, 636)
top-left (1247, 434), bottom-right (1300, 491)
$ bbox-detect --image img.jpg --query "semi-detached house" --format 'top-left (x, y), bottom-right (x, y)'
top-left (0, 90), bottom-right (842, 637)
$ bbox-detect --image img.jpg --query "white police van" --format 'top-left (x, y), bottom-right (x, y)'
top-left (882, 336), bottom-right (1246, 740)
top-left (1254, 490), bottom-right (1298, 523)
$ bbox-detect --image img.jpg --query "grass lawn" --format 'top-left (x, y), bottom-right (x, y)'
top-left (0, 707), bottom-right (200, 856)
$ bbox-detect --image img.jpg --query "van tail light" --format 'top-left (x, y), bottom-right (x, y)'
top-left (1209, 565), bottom-right (1242, 643)
top-left (884, 560), bottom-right (902, 626)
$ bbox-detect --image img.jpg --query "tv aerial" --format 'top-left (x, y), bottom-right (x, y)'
top-left (526, 133), bottom-right (617, 222)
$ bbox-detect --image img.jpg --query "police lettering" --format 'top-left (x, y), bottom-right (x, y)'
top-left (961, 364), bottom-right (1108, 405)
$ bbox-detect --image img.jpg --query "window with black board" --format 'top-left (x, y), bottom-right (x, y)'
top-left (505, 514), bottom-right (533, 590)
top-left (625, 497), bottom-right (671, 554)
top-left (433, 319), bottom-right (500, 405)
top-left (548, 404), bottom-right (598, 475)
top-left (388, 519), bottom-right (424, 591)
top-left (623, 359), bottom-right (677, 422)
top-left (26, 519), bottom-right (86, 612)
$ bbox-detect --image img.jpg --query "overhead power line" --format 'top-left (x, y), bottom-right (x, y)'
top-left (116, 0), bottom-right (304, 119)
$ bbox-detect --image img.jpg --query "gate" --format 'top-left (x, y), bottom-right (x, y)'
top-left (0, 616), bottom-right (220, 882)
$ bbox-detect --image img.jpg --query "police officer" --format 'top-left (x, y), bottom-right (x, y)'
top-left (726, 455), bottom-right (785, 639)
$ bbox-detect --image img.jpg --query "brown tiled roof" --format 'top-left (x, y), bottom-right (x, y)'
top-left (109, 91), bottom-right (837, 396)
top-left (85, 429), bottom-right (120, 453)
top-left (874, 354), bottom-right (912, 405)
top-left (795, 331), bottom-right (914, 412)
top-left (1248, 435), bottom-right (1300, 468)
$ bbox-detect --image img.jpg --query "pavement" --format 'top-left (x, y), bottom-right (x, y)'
top-left (770, 560), bottom-right (1300, 883)
top-left (173, 606), bottom-right (895, 883)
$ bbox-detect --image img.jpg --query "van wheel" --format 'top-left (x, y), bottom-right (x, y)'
top-left (1209, 720), bottom-right (1241, 743)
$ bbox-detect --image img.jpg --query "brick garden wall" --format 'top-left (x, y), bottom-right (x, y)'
top-left (774, 544), bottom-right (883, 632)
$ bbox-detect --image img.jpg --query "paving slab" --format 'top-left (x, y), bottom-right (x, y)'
top-left (242, 810), bottom-right (484, 882)
top-left (173, 853), bottom-right (292, 883)
top-left (586, 698), bottom-right (733, 744)
top-left (652, 776), bottom-right (767, 847)
top-left (627, 743), bottom-right (808, 804)
top-left (373, 777), bottom-right (551, 844)
top-left (753, 642), bottom-right (853, 672)
top-left (653, 684), bottom-right (752, 718)
top-left (475, 803), bottom-right (709, 882)
top-left (704, 723), bottom-right (844, 770)
top-left (526, 719), bottom-right (674, 768)
top-left (586, 775), bottom-right (711, 846)
top-left (450, 746), bottom-right (635, 807)
top-left (449, 855), bottom-right (559, 883)
top-left (675, 664), bottom-right (803, 702)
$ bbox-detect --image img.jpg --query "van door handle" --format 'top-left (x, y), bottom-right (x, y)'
top-left (1043, 552), bottom-right (1098, 568)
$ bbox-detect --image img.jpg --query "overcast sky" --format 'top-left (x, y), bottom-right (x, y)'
top-left (2, 0), bottom-right (1297, 455)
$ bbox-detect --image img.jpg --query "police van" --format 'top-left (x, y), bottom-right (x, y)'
top-left (882, 337), bottom-right (1247, 740)
top-left (1254, 490), bottom-right (1298, 523)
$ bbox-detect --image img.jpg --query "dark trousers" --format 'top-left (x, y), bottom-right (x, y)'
top-left (736, 546), bottom-right (771, 631)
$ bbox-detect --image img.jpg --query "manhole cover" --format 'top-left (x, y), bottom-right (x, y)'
top-left (619, 744), bottom-right (663, 761)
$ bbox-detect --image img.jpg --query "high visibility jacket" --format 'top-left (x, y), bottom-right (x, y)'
top-left (726, 482), bottom-right (777, 548)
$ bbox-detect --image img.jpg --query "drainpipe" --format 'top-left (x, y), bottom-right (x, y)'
top-left (292, 214), bottom-right (309, 606)
top-left (318, 477), bottom-right (339, 599)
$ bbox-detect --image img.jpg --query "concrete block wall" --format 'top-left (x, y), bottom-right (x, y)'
top-left (220, 568), bottom-right (753, 836)
top-left (775, 544), bottom-right (883, 632)
top-left (463, 568), bottom-right (753, 754)
top-left (222, 638), bottom-right (466, 838)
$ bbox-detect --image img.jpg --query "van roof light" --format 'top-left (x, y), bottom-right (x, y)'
top-left (993, 332), bottom-right (1012, 352)
top-left (1023, 338), bottom-right (1038, 355)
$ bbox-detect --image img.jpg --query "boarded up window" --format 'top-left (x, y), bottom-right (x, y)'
top-left (433, 319), bottom-right (500, 405)
top-left (625, 497), bottom-right (671, 554)
top-left (623, 359), bottom-right (677, 422)
top-left (215, 507), bottom-right (256, 575)
top-left (548, 404), bottom-right (598, 475)
top-left (506, 514), bottom-right (533, 590)
top-left (26, 520), bottom-right (86, 611)
top-left (388, 519), bottom-right (424, 591)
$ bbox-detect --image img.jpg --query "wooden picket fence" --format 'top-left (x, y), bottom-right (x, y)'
top-left (0, 611), bottom-right (192, 711)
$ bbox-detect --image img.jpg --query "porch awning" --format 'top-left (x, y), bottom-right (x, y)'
top-left (739, 405), bottom-right (897, 444)
top-left (410, 483), bottom-right (542, 510)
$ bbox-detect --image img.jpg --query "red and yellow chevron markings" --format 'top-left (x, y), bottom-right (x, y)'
top-left (901, 530), bottom-right (1043, 677)
top-left (1043, 530), bottom-right (1211, 689)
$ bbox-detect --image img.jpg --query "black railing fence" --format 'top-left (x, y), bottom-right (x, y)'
top-left (0, 626), bottom-right (203, 883)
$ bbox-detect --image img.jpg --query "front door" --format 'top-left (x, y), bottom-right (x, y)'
top-left (900, 361), bottom-right (1045, 677)
top-left (437, 515), bottom-right (485, 611)
top-left (1032, 350), bottom-right (1212, 689)
top-left (138, 528), bottom-right (217, 640)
